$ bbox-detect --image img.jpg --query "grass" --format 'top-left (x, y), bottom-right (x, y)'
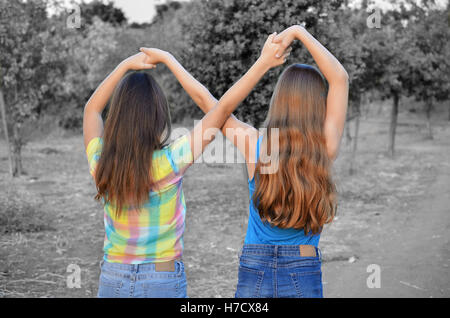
top-left (0, 188), bottom-right (54, 235)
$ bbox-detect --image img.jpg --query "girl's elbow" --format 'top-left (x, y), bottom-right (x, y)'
top-left (328, 148), bottom-right (339, 161)
top-left (326, 137), bottom-right (341, 161)
top-left (338, 69), bottom-right (349, 83)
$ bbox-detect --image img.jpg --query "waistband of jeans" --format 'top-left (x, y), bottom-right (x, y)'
top-left (241, 244), bottom-right (321, 258)
top-left (100, 258), bottom-right (183, 272)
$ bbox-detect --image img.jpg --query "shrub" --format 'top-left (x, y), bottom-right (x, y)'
top-left (0, 191), bottom-right (53, 234)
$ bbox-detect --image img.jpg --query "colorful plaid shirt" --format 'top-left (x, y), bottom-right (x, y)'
top-left (86, 135), bottom-right (193, 264)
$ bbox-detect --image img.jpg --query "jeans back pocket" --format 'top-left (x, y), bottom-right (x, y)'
top-left (97, 272), bottom-right (124, 298)
top-left (142, 275), bottom-right (187, 298)
top-left (235, 266), bottom-right (265, 298)
top-left (290, 270), bottom-right (323, 298)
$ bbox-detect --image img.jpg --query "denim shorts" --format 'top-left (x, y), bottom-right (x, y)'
top-left (235, 244), bottom-right (323, 298)
top-left (97, 259), bottom-right (187, 298)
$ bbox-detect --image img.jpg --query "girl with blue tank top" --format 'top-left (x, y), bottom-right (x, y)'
top-left (194, 25), bottom-right (348, 297)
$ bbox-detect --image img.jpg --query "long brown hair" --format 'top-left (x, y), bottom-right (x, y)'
top-left (94, 72), bottom-right (171, 215)
top-left (253, 64), bottom-right (336, 235)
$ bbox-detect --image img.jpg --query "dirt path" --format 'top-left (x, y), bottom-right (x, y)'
top-left (322, 140), bottom-right (450, 297)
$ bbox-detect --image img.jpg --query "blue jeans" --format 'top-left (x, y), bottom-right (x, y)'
top-left (235, 244), bottom-right (323, 298)
top-left (97, 259), bottom-right (187, 298)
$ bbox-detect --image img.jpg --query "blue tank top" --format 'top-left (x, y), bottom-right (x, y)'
top-left (244, 136), bottom-right (320, 246)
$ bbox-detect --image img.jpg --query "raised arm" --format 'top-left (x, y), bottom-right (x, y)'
top-left (83, 53), bottom-right (156, 148)
top-left (140, 48), bottom-right (260, 164)
top-left (142, 34), bottom-right (283, 162)
top-left (141, 43), bottom-right (290, 167)
top-left (188, 33), bottom-right (287, 160)
top-left (140, 48), bottom-right (216, 113)
top-left (274, 25), bottom-right (349, 160)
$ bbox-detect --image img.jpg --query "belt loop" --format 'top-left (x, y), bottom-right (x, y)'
top-left (316, 247), bottom-right (322, 260)
top-left (274, 245), bottom-right (279, 257)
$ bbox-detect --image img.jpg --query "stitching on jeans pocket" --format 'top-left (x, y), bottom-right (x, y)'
top-left (100, 272), bottom-right (123, 286)
top-left (279, 260), bottom-right (321, 269)
top-left (290, 271), bottom-right (322, 298)
top-left (236, 266), bottom-right (264, 298)
top-left (142, 280), bottom-right (180, 298)
top-left (99, 274), bottom-right (123, 297)
top-left (240, 258), bottom-right (272, 268)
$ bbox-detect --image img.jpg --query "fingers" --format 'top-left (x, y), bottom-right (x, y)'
top-left (141, 63), bottom-right (156, 69)
top-left (276, 48), bottom-right (291, 66)
top-left (275, 43), bottom-right (291, 58)
top-left (272, 34), bottom-right (281, 43)
top-left (282, 46), bottom-right (292, 58)
top-left (139, 47), bottom-right (151, 56)
top-left (275, 47), bottom-right (284, 58)
top-left (265, 32), bottom-right (277, 46)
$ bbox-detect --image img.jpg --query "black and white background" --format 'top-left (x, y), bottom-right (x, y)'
top-left (0, 0), bottom-right (449, 298)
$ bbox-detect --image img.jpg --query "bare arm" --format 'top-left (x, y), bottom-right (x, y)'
top-left (189, 33), bottom-right (284, 161)
top-left (142, 35), bottom-right (285, 162)
top-left (174, 34), bottom-right (283, 161)
top-left (83, 53), bottom-right (155, 148)
top-left (140, 48), bottom-right (260, 164)
top-left (140, 48), bottom-right (216, 112)
top-left (180, 85), bottom-right (259, 165)
top-left (274, 26), bottom-right (349, 160)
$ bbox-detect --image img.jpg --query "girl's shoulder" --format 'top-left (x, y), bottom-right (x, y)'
top-left (153, 134), bottom-right (193, 178)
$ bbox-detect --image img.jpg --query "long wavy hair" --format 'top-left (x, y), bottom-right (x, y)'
top-left (94, 72), bottom-right (171, 216)
top-left (253, 64), bottom-right (336, 235)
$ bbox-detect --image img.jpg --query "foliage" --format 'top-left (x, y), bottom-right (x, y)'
top-left (143, 1), bottom-right (199, 122)
top-left (0, 0), bottom-right (119, 177)
top-left (405, 8), bottom-right (450, 105)
top-left (56, 18), bottom-right (118, 128)
top-left (0, 0), bottom-right (58, 124)
top-left (1, 0), bottom-right (449, 175)
top-left (78, 0), bottom-right (127, 27)
top-left (0, 0), bottom-right (67, 175)
top-left (0, 191), bottom-right (53, 234)
top-left (181, 0), bottom-right (344, 126)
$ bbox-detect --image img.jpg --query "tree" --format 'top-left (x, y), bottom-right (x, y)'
top-left (152, 1), bottom-right (182, 26)
top-left (143, 1), bottom-right (199, 122)
top-left (182, 0), bottom-right (343, 127)
top-left (323, 7), bottom-right (367, 174)
top-left (0, 0), bottom-right (117, 176)
top-left (78, 0), bottom-right (127, 27)
top-left (56, 18), bottom-right (118, 128)
top-left (405, 7), bottom-right (450, 139)
top-left (358, 0), bottom-right (449, 156)
top-left (0, 0), bottom-right (65, 176)
top-left (361, 5), bottom-right (415, 158)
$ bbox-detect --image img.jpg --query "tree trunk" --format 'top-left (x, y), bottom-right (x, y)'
top-left (425, 99), bottom-right (433, 140)
top-left (0, 90), bottom-right (13, 177)
top-left (388, 93), bottom-right (399, 158)
top-left (349, 95), bottom-right (361, 175)
top-left (11, 122), bottom-right (23, 177)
